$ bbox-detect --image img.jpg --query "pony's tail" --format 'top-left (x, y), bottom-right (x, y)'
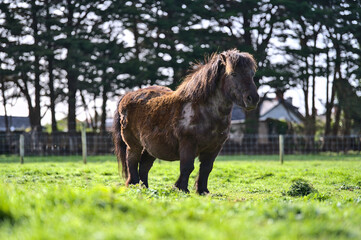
top-left (112, 98), bottom-right (128, 179)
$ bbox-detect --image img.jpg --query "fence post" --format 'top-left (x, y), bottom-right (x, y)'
top-left (81, 123), bottom-right (87, 164)
top-left (19, 134), bottom-right (24, 164)
top-left (279, 134), bottom-right (284, 164)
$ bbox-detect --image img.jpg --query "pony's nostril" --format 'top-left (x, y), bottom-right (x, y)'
top-left (247, 95), bottom-right (252, 103)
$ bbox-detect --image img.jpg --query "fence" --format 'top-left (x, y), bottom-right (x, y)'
top-left (0, 132), bottom-right (113, 156)
top-left (221, 134), bottom-right (361, 155)
top-left (1, 132), bottom-right (361, 157)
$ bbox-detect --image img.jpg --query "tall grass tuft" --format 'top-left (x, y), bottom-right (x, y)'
top-left (286, 179), bottom-right (316, 197)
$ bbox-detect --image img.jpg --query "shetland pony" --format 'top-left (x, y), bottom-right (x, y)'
top-left (113, 49), bottom-right (259, 194)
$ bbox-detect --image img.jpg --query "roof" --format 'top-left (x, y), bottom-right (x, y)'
top-left (231, 105), bottom-right (246, 123)
top-left (231, 97), bottom-right (304, 124)
top-left (0, 116), bottom-right (30, 131)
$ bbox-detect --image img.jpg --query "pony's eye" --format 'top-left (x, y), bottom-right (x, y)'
top-left (231, 72), bottom-right (237, 77)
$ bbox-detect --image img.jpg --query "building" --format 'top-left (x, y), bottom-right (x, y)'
top-left (230, 97), bottom-right (304, 143)
top-left (0, 116), bottom-right (31, 132)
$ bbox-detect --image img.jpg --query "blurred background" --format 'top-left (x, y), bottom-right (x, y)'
top-left (0, 0), bottom-right (360, 156)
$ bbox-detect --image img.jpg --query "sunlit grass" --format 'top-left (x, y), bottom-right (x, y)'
top-left (1, 155), bottom-right (361, 239)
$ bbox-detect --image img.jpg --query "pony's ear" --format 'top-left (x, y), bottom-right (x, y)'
top-left (220, 53), bottom-right (227, 66)
top-left (221, 52), bottom-right (234, 74)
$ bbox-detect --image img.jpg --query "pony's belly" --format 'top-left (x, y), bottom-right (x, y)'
top-left (142, 138), bottom-right (179, 161)
top-left (145, 146), bottom-right (179, 161)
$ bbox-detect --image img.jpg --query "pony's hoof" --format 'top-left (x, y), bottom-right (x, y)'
top-left (125, 179), bottom-right (140, 187)
top-left (173, 185), bottom-right (190, 193)
top-left (197, 189), bottom-right (210, 195)
top-left (139, 180), bottom-right (149, 188)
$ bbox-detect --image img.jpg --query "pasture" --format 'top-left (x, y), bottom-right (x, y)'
top-left (1, 155), bottom-right (361, 240)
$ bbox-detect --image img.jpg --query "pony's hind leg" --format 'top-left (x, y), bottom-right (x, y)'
top-left (125, 147), bottom-right (142, 186)
top-left (139, 151), bottom-right (156, 188)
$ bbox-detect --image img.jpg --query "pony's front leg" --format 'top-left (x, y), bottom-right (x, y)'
top-left (125, 147), bottom-right (142, 186)
top-left (195, 151), bottom-right (219, 195)
top-left (174, 141), bottom-right (197, 193)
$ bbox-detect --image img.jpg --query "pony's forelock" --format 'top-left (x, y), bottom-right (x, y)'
top-left (223, 50), bottom-right (257, 75)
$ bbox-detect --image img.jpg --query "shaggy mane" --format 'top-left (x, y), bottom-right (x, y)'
top-left (175, 49), bottom-right (257, 102)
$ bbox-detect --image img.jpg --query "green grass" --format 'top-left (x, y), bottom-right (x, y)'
top-left (1, 155), bottom-right (361, 239)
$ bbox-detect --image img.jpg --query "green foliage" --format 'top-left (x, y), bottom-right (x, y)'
top-left (286, 179), bottom-right (316, 197)
top-left (1, 155), bottom-right (361, 239)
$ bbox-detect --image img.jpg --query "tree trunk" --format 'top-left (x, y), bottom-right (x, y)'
top-left (48, 56), bottom-right (57, 132)
top-left (0, 79), bottom-right (10, 134)
top-left (31, 0), bottom-right (42, 131)
top-left (244, 109), bottom-right (260, 135)
top-left (100, 81), bottom-right (109, 134)
top-left (66, 0), bottom-right (77, 133)
top-left (67, 71), bottom-right (77, 132)
top-left (332, 106), bottom-right (341, 136)
top-left (17, 72), bottom-right (37, 129)
top-left (324, 49), bottom-right (332, 136)
top-left (311, 41), bottom-right (317, 129)
top-left (0, 78), bottom-right (11, 154)
top-left (45, 0), bottom-right (57, 132)
top-left (304, 57), bottom-right (310, 119)
top-left (343, 111), bottom-right (351, 136)
top-left (325, 83), bottom-right (336, 136)
top-left (328, 34), bottom-right (342, 137)
top-left (93, 94), bottom-right (98, 132)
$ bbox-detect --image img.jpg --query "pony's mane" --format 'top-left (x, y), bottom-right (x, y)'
top-left (175, 49), bottom-right (257, 102)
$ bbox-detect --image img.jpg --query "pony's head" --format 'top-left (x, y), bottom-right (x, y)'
top-left (220, 49), bottom-right (259, 111)
top-left (176, 49), bottom-right (259, 110)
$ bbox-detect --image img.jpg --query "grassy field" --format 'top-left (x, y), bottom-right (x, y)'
top-left (1, 154), bottom-right (361, 239)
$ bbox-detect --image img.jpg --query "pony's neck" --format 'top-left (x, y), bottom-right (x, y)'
top-left (205, 85), bottom-right (233, 117)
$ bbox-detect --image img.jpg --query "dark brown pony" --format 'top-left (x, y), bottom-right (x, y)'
top-left (113, 49), bottom-right (259, 194)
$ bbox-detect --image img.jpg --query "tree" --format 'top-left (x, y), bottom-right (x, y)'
top-left (212, 0), bottom-right (284, 134)
top-left (0, 0), bottom-right (45, 131)
top-left (43, 0), bottom-right (61, 132)
top-left (277, 1), bottom-right (326, 136)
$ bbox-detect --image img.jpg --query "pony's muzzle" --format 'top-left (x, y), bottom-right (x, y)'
top-left (243, 92), bottom-right (259, 111)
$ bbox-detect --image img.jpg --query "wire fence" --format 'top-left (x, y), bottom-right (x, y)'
top-left (1, 132), bottom-right (361, 157)
top-left (221, 134), bottom-right (361, 155)
top-left (0, 132), bottom-right (112, 156)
